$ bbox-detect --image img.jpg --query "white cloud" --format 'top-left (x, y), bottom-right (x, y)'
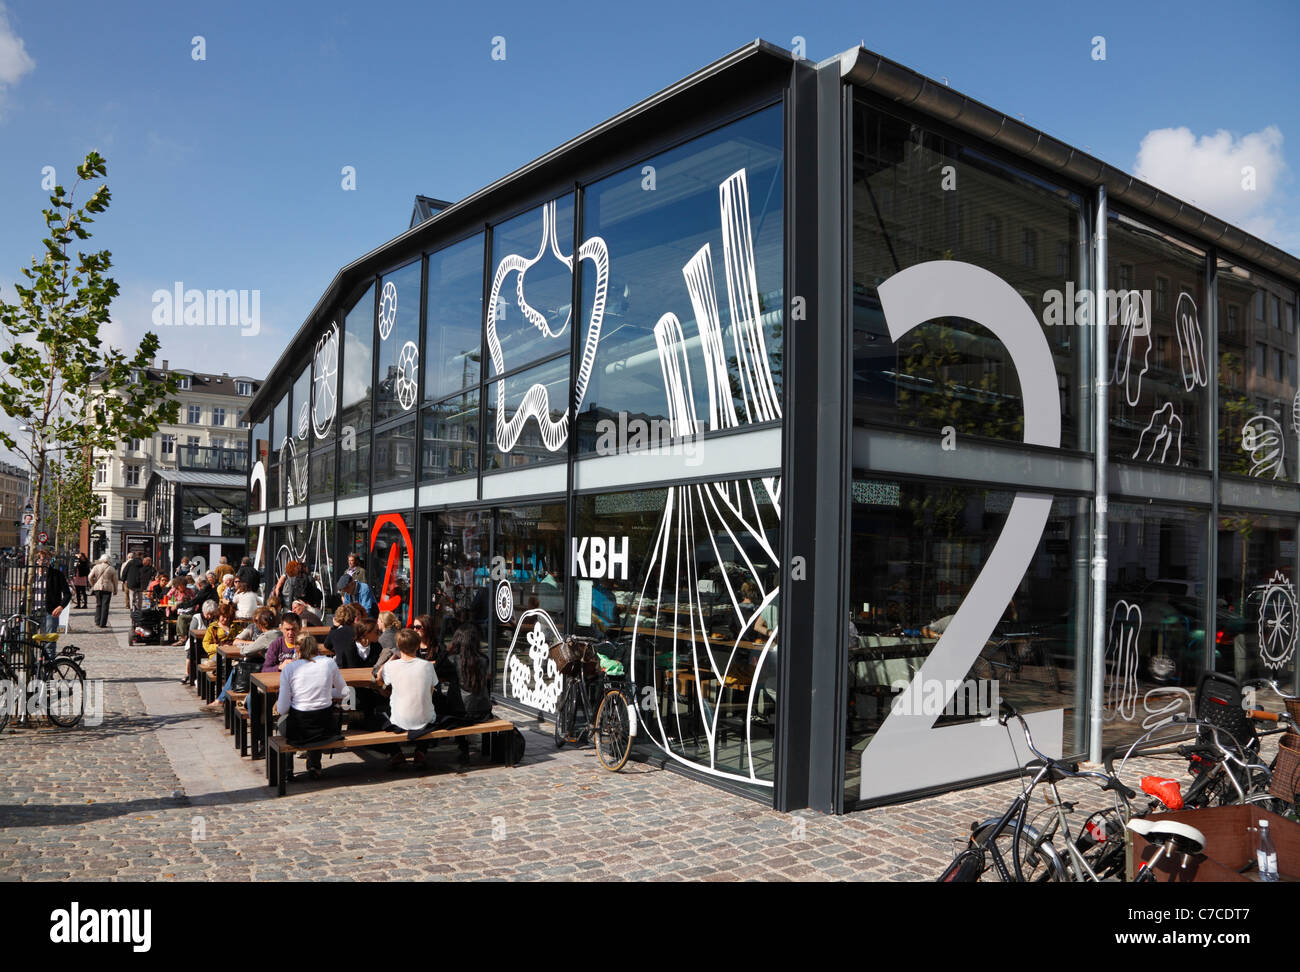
top-left (1135, 125), bottom-right (1289, 241)
top-left (0, 3), bottom-right (35, 106)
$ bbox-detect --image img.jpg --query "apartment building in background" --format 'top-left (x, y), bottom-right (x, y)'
top-left (90, 360), bottom-right (260, 564)
top-left (0, 461), bottom-right (31, 553)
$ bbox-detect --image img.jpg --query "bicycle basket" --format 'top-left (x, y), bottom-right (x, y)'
top-left (1194, 671), bottom-right (1257, 751)
top-left (1270, 731), bottom-right (1300, 803)
top-left (549, 636), bottom-right (601, 677)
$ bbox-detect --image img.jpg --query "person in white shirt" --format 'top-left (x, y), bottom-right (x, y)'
top-left (276, 634), bottom-right (346, 779)
top-left (378, 629), bottom-right (438, 770)
top-left (232, 577), bottom-right (261, 623)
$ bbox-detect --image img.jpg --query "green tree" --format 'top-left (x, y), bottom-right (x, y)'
top-left (0, 152), bottom-right (178, 612)
top-left (47, 447), bottom-right (100, 559)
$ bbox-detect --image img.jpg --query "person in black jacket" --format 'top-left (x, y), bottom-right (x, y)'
top-left (32, 549), bottom-right (73, 634)
top-left (120, 551), bottom-right (142, 611)
top-left (235, 556), bottom-right (260, 592)
top-left (433, 623), bottom-right (492, 763)
top-left (72, 553), bottom-right (90, 608)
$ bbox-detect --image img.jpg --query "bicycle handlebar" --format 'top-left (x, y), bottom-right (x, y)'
top-left (1000, 700), bottom-right (1136, 799)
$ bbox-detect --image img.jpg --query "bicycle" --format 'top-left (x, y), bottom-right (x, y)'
top-left (939, 701), bottom-right (1137, 882)
top-left (0, 612), bottom-right (87, 731)
top-left (551, 636), bottom-right (637, 772)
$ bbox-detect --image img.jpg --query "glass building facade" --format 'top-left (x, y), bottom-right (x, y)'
top-left (244, 42), bottom-right (1300, 812)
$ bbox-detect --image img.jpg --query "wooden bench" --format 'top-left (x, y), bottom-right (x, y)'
top-left (228, 691), bottom-right (250, 756)
top-left (266, 718), bottom-right (518, 795)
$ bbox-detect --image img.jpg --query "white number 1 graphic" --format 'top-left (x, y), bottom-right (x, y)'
top-left (858, 261), bottom-right (1065, 801)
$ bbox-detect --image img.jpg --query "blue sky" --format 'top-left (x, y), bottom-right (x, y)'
top-left (0, 0), bottom-right (1297, 404)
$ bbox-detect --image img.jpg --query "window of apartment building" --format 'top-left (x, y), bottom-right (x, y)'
top-left (237, 380), bottom-right (252, 396)
top-left (1257, 343), bottom-right (1267, 376)
top-left (1227, 303), bottom-right (1238, 334)
top-left (239, 418), bottom-right (250, 429)
top-left (125, 437), bottom-right (141, 452)
top-left (1290, 355), bottom-right (1297, 386)
top-left (983, 215), bottom-right (1001, 257)
top-left (160, 434), bottom-right (175, 457)
top-left (94, 460), bottom-right (108, 485)
top-left (212, 437), bottom-right (225, 452)
top-left (177, 375), bottom-right (191, 391)
top-left (1154, 275), bottom-right (1168, 313)
top-left (1117, 262), bottom-right (1133, 291)
top-left (213, 407), bottom-right (226, 427)
top-left (1056, 241), bottom-right (1070, 277)
top-left (125, 464), bottom-right (141, 487)
top-left (1275, 349), bottom-right (1285, 382)
top-left (1257, 291), bottom-right (1266, 320)
top-left (124, 499), bottom-right (139, 519)
top-left (97, 496), bottom-right (107, 518)
top-left (1021, 228), bottom-right (1037, 268)
top-left (1273, 295), bottom-right (1282, 329)
top-left (188, 404), bottom-right (201, 424)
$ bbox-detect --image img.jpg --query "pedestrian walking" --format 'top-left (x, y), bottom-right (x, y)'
top-left (72, 552), bottom-right (90, 609)
top-left (31, 548), bottom-right (72, 635)
top-left (121, 551), bottom-right (142, 611)
top-left (87, 554), bottom-right (120, 628)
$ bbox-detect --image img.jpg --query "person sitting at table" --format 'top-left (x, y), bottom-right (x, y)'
top-left (337, 573), bottom-right (377, 617)
top-left (323, 603), bottom-right (358, 657)
top-left (433, 624), bottom-right (493, 764)
top-left (262, 612), bottom-right (304, 672)
top-left (336, 617), bottom-right (381, 669)
top-left (292, 599), bottom-right (323, 627)
top-left (412, 613), bottom-right (437, 660)
top-left (376, 610), bottom-right (400, 657)
top-left (233, 576), bottom-right (260, 623)
top-left (276, 634), bottom-right (346, 780)
top-left (377, 628), bottom-right (437, 770)
top-left (173, 575), bottom-right (217, 646)
top-left (181, 600), bottom-right (218, 686)
top-left (200, 602), bottom-right (238, 677)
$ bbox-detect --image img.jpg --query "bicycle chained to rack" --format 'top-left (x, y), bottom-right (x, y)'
top-left (550, 634), bottom-right (639, 772)
top-left (0, 612), bottom-right (89, 730)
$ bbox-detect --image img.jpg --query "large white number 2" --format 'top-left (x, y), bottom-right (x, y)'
top-left (858, 262), bottom-right (1065, 801)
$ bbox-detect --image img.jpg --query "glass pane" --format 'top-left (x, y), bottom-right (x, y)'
top-left (372, 417), bottom-right (417, 491)
top-left (577, 106), bottom-right (785, 455)
top-left (1217, 261), bottom-right (1299, 481)
top-left (1103, 503), bottom-right (1208, 749)
top-left (309, 446), bottom-right (334, 503)
top-left (852, 98), bottom-right (1085, 450)
top-left (375, 260), bottom-right (422, 424)
top-left (425, 510), bottom-right (492, 650)
top-left (1107, 215), bottom-right (1208, 467)
top-left (425, 234), bottom-right (484, 402)
top-left (340, 284), bottom-right (375, 437)
top-left (421, 392), bottom-right (478, 481)
top-left (494, 502), bottom-right (567, 697)
top-left (369, 514), bottom-right (414, 626)
top-left (338, 433), bottom-right (371, 498)
top-left (845, 479), bottom-right (1087, 804)
top-left (1216, 510), bottom-right (1297, 687)
top-left (488, 195), bottom-right (575, 374)
top-left (485, 354), bottom-right (569, 470)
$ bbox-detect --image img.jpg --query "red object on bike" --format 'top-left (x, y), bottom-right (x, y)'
top-left (1140, 776), bottom-right (1184, 810)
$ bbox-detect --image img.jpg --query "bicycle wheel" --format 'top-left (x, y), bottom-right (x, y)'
top-left (970, 820), bottom-right (1066, 882)
top-left (44, 658), bottom-right (85, 728)
top-left (594, 688), bottom-right (633, 771)
top-left (554, 681), bottom-right (574, 748)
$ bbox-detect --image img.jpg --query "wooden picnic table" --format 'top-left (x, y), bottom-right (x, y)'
top-left (249, 667), bottom-right (379, 782)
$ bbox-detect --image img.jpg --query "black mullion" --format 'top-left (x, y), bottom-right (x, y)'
top-left (566, 182), bottom-right (582, 639)
top-left (416, 253), bottom-right (430, 490)
top-left (478, 224), bottom-right (492, 500)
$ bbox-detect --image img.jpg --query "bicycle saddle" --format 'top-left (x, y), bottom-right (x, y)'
top-left (33, 633), bottom-right (59, 643)
top-left (1126, 818), bottom-right (1206, 855)
top-left (1140, 776), bottom-right (1185, 810)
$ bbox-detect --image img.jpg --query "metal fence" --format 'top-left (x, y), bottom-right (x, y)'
top-left (0, 555), bottom-right (72, 620)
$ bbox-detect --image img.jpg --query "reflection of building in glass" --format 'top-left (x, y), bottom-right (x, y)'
top-left (242, 43), bottom-right (1300, 813)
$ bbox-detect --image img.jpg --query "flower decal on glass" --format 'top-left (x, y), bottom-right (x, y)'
top-left (377, 281), bottom-right (397, 341)
top-left (395, 340), bottom-right (419, 411)
top-left (1258, 571), bottom-right (1297, 670)
top-left (502, 608), bottom-right (565, 712)
top-left (486, 199), bottom-right (608, 452)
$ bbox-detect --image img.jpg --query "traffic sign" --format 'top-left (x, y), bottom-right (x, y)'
top-left (37, 531), bottom-right (48, 544)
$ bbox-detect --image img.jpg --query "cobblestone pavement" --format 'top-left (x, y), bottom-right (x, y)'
top-left (0, 603), bottom-right (1282, 881)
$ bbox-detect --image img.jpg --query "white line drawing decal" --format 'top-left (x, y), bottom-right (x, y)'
top-left (377, 281), bottom-right (397, 341)
top-left (1141, 686), bottom-right (1192, 730)
top-left (395, 340), bottom-right (419, 411)
top-left (494, 580), bottom-right (513, 624)
top-left (312, 322), bottom-right (338, 439)
top-left (296, 401), bottom-right (309, 440)
top-left (1242, 415), bottom-right (1285, 479)
top-left (486, 199), bottom-right (608, 453)
top-left (501, 607), bottom-right (565, 712)
top-left (249, 460), bottom-right (267, 570)
top-left (1292, 390), bottom-right (1300, 433)
top-left (1105, 601), bottom-right (1141, 722)
top-left (274, 518), bottom-right (335, 600)
top-left (279, 435), bottom-right (308, 507)
top-left (1258, 571), bottom-right (1297, 670)
top-left (1174, 292), bottom-right (1208, 391)
top-left (1111, 289), bottom-right (1151, 408)
top-left (1132, 402), bottom-right (1183, 464)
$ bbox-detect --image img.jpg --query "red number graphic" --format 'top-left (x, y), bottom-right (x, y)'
top-left (369, 514), bottom-right (414, 627)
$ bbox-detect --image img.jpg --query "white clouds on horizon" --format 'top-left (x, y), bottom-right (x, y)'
top-left (1135, 125), bottom-right (1296, 253)
top-left (0, 3), bottom-right (35, 112)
